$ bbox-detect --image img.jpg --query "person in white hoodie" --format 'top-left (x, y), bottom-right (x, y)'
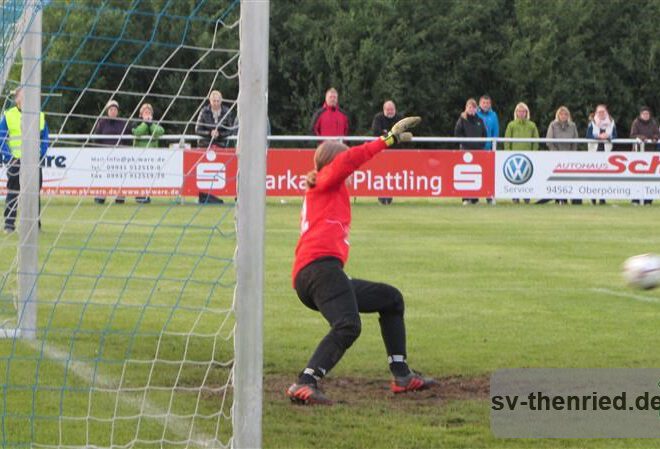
top-left (586, 104), bottom-right (617, 152)
top-left (586, 104), bottom-right (617, 204)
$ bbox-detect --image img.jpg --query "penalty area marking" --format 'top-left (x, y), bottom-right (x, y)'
top-left (23, 340), bottom-right (219, 449)
top-left (591, 288), bottom-right (660, 304)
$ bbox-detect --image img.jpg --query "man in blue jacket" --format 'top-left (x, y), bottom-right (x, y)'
top-left (476, 95), bottom-right (499, 150)
top-left (476, 94), bottom-right (499, 205)
top-left (0, 87), bottom-right (49, 233)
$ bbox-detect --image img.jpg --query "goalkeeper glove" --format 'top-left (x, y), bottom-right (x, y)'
top-left (381, 116), bottom-right (422, 146)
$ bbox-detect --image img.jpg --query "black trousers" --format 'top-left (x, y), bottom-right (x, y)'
top-left (4, 159), bottom-right (42, 230)
top-left (294, 257), bottom-right (406, 376)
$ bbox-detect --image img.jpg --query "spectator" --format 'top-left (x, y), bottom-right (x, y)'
top-left (543, 106), bottom-right (578, 205)
top-left (0, 87), bottom-right (49, 233)
top-left (630, 106), bottom-right (659, 205)
top-left (476, 94), bottom-right (498, 204)
top-left (504, 102), bottom-right (539, 204)
top-left (454, 98), bottom-right (487, 150)
top-left (454, 98), bottom-right (486, 205)
top-left (310, 87), bottom-right (349, 137)
top-left (586, 104), bottom-right (617, 152)
top-left (546, 106), bottom-right (578, 151)
top-left (371, 100), bottom-right (402, 136)
top-left (132, 103), bottom-right (164, 204)
top-left (504, 102), bottom-right (539, 151)
top-left (132, 103), bottom-right (164, 148)
top-left (195, 90), bottom-right (232, 205)
top-left (371, 100), bottom-right (402, 205)
top-left (196, 90), bottom-right (234, 148)
top-left (630, 106), bottom-right (659, 151)
top-left (586, 104), bottom-right (617, 205)
top-left (476, 94), bottom-right (499, 150)
top-left (94, 100), bottom-right (128, 146)
top-left (93, 99), bottom-right (129, 205)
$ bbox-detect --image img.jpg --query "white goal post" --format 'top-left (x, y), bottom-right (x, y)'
top-left (233, 0), bottom-right (269, 448)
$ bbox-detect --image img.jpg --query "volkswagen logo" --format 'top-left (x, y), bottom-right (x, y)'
top-left (503, 154), bottom-right (533, 185)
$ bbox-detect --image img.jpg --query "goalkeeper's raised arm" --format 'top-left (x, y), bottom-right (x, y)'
top-left (303, 116), bottom-right (421, 192)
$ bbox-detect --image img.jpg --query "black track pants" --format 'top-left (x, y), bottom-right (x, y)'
top-left (294, 257), bottom-right (406, 376)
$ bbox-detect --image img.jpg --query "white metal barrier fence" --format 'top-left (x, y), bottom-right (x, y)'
top-left (48, 134), bottom-right (655, 150)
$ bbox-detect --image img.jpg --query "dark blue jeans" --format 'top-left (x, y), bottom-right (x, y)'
top-left (294, 257), bottom-right (406, 376)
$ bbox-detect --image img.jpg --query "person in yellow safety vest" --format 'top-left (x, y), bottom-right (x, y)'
top-left (0, 87), bottom-right (50, 233)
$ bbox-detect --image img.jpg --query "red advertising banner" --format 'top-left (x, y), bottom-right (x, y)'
top-left (182, 148), bottom-right (494, 197)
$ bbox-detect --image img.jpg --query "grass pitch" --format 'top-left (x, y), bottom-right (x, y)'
top-left (263, 199), bottom-right (660, 449)
top-left (1, 198), bottom-right (660, 448)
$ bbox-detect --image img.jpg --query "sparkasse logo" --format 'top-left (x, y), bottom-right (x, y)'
top-left (196, 162), bottom-right (226, 189)
top-left (453, 152), bottom-right (482, 191)
top-left (503, 154), bottom-right (533, 185)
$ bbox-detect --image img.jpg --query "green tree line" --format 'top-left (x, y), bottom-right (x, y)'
top-left (270, 0), bottom-right (660, 140)
top-left (17, 0), bottom-right (660, 141)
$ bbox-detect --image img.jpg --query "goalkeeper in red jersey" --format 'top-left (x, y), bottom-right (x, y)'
top-left (287, 116), bottom-right (436, 405)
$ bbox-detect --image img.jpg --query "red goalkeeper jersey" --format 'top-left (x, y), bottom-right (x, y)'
top-left (292, 138), bottom-right (388, 285)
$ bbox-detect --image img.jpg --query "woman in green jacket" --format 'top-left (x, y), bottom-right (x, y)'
top-left (131, 103), bottom-right (165, 203)
top-left (504, 102), bottom-right (539, 203)
top-left (504, 102), bottom-right (539, 151)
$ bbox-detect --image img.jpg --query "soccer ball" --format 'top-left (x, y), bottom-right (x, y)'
top-left (622, 254), bottom-right (660, 290)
